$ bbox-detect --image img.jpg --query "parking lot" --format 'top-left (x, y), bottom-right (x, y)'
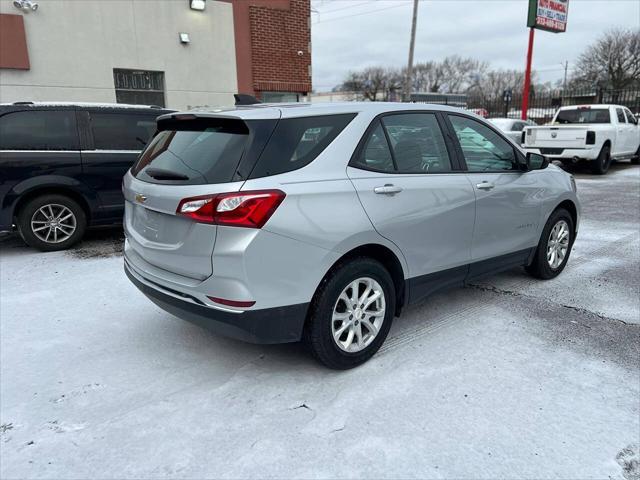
top-left (1, 163), bottom-right (638, 479)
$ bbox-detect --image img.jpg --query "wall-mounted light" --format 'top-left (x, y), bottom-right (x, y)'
top-left (13, 0), bottom-right (38, 13)
top-left (190, 0), bottom-right (205, 11)
top-left (179, 33), bottom-right (191, 44)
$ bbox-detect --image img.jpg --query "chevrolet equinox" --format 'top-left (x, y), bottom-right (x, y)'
top-left (123, 103), bottom-right (580, 369)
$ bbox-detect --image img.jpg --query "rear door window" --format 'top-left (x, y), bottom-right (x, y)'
top-left (0, 110), bottom-right (79, 150)
top-left (616, 108), bottom-right (627, 124)
top-left (382, 113), bottom-right (452, 173)
top-left (89, 112), bottom-right (158, 150)
top-left (248, 114), bottom-right (356, 178)
top-left (352, 121), bottom-right (395, 172)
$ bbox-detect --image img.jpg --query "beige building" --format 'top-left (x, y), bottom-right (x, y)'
top-left (0, 0), bottom-right (310, 110)
top-left (0, 0), bottom-right (237, 109)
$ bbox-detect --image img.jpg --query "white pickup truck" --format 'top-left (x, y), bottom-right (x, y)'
top-left (523, 104), bottom-right (640, 174)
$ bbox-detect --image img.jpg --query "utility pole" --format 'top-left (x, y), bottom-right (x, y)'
top-left (561, 60), bottom-right (569, 92)
top-left (402, 0), bottom-right (419, 102)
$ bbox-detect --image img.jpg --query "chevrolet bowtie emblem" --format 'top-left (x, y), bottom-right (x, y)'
top-left (135, 193), bottom-right (147, 203)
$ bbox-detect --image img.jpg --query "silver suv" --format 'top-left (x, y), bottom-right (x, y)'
top-left (123, 103), bottom-right (580, 369)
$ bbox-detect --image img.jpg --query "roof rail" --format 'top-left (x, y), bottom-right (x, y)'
top-left (149, 105), bottom-right (163, 109)
top-left (234, 94), bottom-right (261, 106)
top-left (13, 101), bottom-right (34, 105)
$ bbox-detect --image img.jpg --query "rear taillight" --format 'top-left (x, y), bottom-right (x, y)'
top-left (586, 131), bottom-right (596, 145)
top-left (176, 190), bottom-right (285, 228)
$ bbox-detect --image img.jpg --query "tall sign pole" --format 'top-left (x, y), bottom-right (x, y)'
top-left (403, 0), bottom-right (419, 102)
top-left (523, 0), bottom-right (570, 120)
top-left (522, 27), bottom-right (536, 120)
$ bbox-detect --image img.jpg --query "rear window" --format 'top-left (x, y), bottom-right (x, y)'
top-left (90, 112), bottom-right (158, 150)
top-left (132, 114), bottom-right (355, 184)
top-left (132, 118), bottom-right (253, 185)
top-left (555, 108), bottom-right (610, 124)
top-left (248, 114), bottom-right (356, 179)
top-left (0, 110), bottom-right (79, 150)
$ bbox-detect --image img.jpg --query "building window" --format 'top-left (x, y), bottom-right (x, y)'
top-left (261, 92), bottom-right (300, 103)
top-left (113, 69), bottom-right (166, 107)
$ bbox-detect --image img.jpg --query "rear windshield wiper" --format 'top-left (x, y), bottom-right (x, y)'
top-left (144, 168), bottom-right (190, 181)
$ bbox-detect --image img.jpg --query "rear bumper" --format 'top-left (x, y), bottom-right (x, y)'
top-left (125, 261), bottom-right (308, 344)
top-left (525, 147), bottom-right (598, 161)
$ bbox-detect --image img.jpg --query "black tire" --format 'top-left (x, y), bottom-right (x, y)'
top-left (525, 208), bottom-right (574, 280)
top-left (590, 144), bottom-right (611, 174)
top-left (632, 145), bottom-right (640, 165)
top-left (304, 257), bottom-right (395, 369)
top-left (17, 194), bottom-right (87, 252)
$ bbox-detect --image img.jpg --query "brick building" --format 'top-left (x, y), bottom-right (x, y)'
top-left (0, 0), bottom-right (311, 109)
top-left (231, 0), bottom-right (311, 102)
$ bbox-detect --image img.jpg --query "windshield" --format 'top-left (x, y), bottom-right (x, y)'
top-left (555, 108), bottom-right (610, 124)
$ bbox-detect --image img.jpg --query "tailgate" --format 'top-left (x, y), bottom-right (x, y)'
top-left (123, 175), bottom-right (245, 280)
top-left (122, 114), bottom-right (270, 281)
top-left (525, 127), bottom-right (588, 149)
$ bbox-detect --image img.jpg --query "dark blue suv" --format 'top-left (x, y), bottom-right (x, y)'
top-left (0, 102), bottom-right (173, 251)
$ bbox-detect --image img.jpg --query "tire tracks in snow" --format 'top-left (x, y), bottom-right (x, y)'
top-left (380, 231), bottom-right (639, 355)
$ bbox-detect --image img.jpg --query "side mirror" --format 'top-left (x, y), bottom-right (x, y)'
top-left (526, 152), bottom-right (549, 170)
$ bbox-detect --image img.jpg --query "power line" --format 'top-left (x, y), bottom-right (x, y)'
top-left (313, 2), bottom-right (412, 24)
top-left (314, 1), bottom-right (374, 15)
top-left (536, 66), bottom-right (575, 72)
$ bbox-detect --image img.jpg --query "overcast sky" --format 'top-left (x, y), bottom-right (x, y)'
top-left (311, 0), bottom-right (640, 91)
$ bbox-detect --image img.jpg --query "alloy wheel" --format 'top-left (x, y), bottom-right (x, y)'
top-left (30, 204), bottom-right (77, 244)
top-left (331, 277), bottom-right (386, 353)
top-left (547, 220), bottom-right (570, 269)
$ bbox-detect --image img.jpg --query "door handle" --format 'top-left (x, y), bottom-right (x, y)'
top-left (476, 181), bottom-right (495, 191)
top-left (374, 184), bottom-right (403, 195)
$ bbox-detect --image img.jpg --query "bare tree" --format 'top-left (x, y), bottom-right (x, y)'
top-left (399, 56), bottom-right (487, 94)
top-left (440, 56), bottom-right (488, 93)
top-left (405, 61), bottom-right (443, 93)
top-left (341, 67), bottom-right (401, 101)
top-left (571, 28), bottom-right (640, 90)
top-left (339, 58), bottom-right (542, 102)
top-left (467, 69), bottom-right (537, 100)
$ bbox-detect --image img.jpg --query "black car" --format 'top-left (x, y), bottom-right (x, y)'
top-left (0, 102), bottom-right (174, 251)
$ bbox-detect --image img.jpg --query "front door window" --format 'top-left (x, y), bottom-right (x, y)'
top-left (448, 115), bottom-right (518, 172)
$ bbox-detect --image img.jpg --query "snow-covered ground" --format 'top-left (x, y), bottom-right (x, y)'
top-left (1, 164), bottom-right (638, 479)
